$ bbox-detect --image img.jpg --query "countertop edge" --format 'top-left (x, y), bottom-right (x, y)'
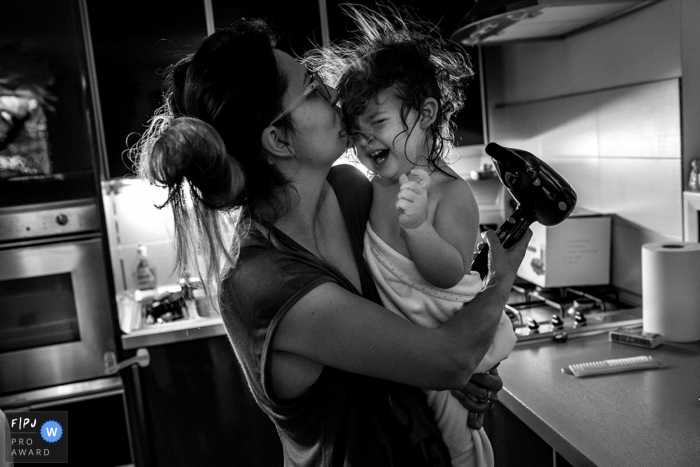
top-left (499, 389), bottom-right (596, 467)
top-left (121, 317), bottom-right (227, 350)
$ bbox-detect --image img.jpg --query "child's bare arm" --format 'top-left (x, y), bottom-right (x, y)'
top-left (432, 176), bottom-right (481, 275)
top-left (398, 169), bottom-right (479, 288)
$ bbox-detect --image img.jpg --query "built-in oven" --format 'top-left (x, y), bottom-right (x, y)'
top-left (0, 199), bottom-right (117, 398)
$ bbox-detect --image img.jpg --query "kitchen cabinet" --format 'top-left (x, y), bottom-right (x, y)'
top-left (2, 378), bottom-right (133, 467)
top-left (124, 332), bottom-right (282, 467)
top-left (484, 402), bottom-right (573, 467)
top-left (1, 0), bottom-right (101, 190)
top-left (88, 0), bottom-right (328, 180)
top-left (86, 0), bottom-right (209, 179)
top-left (211, 0), bottom-right (324, 52)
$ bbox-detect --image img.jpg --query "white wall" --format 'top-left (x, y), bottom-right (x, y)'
top-left (481, 0), bottom-right (684, 296)
top-left (101, 179), bottom-right (180, 293)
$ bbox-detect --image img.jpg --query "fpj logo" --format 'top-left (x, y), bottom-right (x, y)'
top-left (6, 411), bottom-right (67, 464)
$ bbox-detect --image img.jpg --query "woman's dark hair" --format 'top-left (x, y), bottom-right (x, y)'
top-left (131, 18), bottom-right (292, 286)
top-left (305, 4), bottom-right (473, 173)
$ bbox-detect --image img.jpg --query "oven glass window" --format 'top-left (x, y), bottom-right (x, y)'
top-left (0, 273), bottom-right (80, 353)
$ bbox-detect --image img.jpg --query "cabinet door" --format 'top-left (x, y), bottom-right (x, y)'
top-left (484, 402), bottom-right (574, 467)
top-left (1, 0), bottom-right (100, 206)
top-left (134, 337), bottom-right (283, 466)
top-left (4, 392), bottom-right (133, 466)
top-left (86, 0), bottom-right (208, 179)
top-left (211, 0), bottom-right (324, 56)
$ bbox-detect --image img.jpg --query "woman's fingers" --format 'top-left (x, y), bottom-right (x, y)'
top-left (450, 389), bottom-right (493, 413)
top-left (467, 411), bottom-right (485, 430)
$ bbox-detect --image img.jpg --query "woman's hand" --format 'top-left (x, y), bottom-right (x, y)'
top-left (450, 365), bottom-right (503, 430)
top-left (478, 228), bottom-right (532, 285)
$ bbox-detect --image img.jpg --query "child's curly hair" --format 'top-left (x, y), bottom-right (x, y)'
top-left (304, 3), bottom-right (474, 171)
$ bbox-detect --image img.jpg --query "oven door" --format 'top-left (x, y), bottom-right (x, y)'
top-left (0, 237), bottom-right (116, 395)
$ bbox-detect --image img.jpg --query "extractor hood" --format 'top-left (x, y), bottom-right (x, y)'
top-left (451, 0), bottom-right (661, 46)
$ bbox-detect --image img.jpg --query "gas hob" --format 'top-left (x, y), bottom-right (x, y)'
top-left (506, 279), bottom-right (643, 344)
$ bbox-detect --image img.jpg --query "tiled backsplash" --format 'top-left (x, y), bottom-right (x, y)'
top-left (489, 79), bottom-right (682, 238)
top-left (482, 0), bottom-right (684, 296)
top-left (487, 79), bottom-right (682, 296)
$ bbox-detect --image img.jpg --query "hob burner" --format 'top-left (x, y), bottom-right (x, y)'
top-left (507, 279), bottom-right (642, 344)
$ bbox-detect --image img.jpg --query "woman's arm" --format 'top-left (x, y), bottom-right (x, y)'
top-left (272, 229), bottom-right (530, 394)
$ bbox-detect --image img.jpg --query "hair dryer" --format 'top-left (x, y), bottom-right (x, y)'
top-left (471, 142), bottom-right (577, 279)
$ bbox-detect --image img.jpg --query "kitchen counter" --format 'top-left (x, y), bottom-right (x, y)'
top-left (498, 333), bottom-right (700, 466)
top-left (121, 311), bottom-right (700, 465)
top-left (121, 316), bottom-right (226, 350)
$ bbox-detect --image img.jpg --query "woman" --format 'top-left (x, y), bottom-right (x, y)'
top-left (134, 18), bottom-right (530, 466)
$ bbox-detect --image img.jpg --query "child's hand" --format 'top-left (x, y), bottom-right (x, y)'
top-left (396, 168), bottom-right (431, 230)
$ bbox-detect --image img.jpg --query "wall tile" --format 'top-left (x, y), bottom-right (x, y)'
top-left (598, 81), bottom-right (681, 158)
top-left (545, 156), bottom-right (603, 211)
top-left (539, 101), bottom-right (599, 158)
top-left (611, 217), bottom-right (680, 295)
top-left (599, 157), bottom-right (682, 237)
top-left (488, 78), bottom-right (682, 294)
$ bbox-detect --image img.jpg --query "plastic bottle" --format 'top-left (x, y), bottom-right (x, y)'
top-left (135, 244), bottom-right (157, 290)
top-left (689, 159), bottom-right (699, 192)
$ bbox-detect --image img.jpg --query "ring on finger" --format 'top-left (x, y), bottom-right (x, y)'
top-left (478, 390), bottom-right (492, 403)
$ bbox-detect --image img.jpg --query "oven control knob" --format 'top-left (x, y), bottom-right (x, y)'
top-left (56, 213), bottom-right (69, 226)
top-left (527, 318), bottom-right (540, 331)
top-left (550, 314), bottom-right (564, 328)
top-left (553, 331), bottom-right (568, 343)
top-left (573, 310), bottom-right (587, 327)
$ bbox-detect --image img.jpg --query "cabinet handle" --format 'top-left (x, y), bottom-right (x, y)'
top-left (104, 348), bottom-right (150, 375)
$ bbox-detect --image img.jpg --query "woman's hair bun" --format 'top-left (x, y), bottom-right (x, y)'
top-left (149, 116), bottom-right (245, 209)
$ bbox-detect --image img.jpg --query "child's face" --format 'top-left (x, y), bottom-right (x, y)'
top-left (352, 86), bottom-right (430, 182)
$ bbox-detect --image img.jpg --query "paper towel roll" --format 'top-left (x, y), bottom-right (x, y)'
top-left (642, 242), bottom-right (700, 342)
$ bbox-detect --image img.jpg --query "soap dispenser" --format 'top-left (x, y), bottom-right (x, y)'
top-left (135, 244), bottom-right (157, 290)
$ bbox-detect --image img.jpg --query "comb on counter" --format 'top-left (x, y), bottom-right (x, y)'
top-left (562, 355), bottom-right (660, 377)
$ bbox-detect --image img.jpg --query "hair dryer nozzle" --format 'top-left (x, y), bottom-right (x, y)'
top-left (471, 143), bottom-right (577, 278)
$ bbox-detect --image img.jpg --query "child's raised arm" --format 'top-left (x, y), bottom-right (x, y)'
top-left (398, 168), bottom-right (480, 289)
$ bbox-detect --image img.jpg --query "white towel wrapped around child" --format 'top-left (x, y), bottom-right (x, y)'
top-left (364, 222), bottom-right (517, 467)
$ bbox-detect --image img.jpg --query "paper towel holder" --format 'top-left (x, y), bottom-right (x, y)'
top-left (683, 191), bottom-right (700, 242)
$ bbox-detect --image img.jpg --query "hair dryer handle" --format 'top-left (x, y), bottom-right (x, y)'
top-left (471, 207), bottom-right (533, 279)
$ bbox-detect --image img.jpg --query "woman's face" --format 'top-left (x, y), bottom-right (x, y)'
top-left (274, 50), bottom-right (347, 166)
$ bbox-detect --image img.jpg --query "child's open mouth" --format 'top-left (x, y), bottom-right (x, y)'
top-left (368, 148), bottom-right (389, 167)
